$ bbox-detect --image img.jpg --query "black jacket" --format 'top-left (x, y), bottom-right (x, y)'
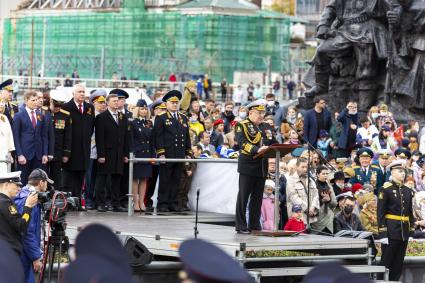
top-left (378, 181), bottom-right (414, 241)
top-left (130, 118), bottom-right (154, 158)
top-left (62, 100), bottom-right (95, 171)
top-left (95, 110), bottom-right (130, 175)
top-left (0, 193), bottom-right (32, 255)
top-left (153, 111), bottom-right (191, 158)
top-left (51, 109), bottom-right (72, 161)
top-left (235, 119), bottom-right (276, 178)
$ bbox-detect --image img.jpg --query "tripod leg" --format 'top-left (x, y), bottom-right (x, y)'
top-left (57, 237), bottom-right (63, 282)
top-left (48, 244), bottom-right (56, 282)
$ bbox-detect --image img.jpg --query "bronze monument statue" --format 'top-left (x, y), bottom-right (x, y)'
top-left (303, 0), bottom-right (425, 119)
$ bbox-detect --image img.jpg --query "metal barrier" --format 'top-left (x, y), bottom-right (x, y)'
top-left (127, 153), bottom-right (238, 216)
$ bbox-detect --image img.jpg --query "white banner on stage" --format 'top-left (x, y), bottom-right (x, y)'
top-left (188, 163), bottom-right (238, 215)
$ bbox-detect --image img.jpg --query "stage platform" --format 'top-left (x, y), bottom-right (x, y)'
top-left (65, 211), bottom-right (370, 260)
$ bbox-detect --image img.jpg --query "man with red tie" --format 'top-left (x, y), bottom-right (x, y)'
top-left (62, 84), bottom-right (95, 202)
top-left (12, 91), bottom-right (48, 185)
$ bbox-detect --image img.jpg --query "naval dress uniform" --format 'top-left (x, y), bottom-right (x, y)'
top-left (378, 160), bottom-right (414, 281)
top-left (235, 100), bottom-right (276, 233)
top-left (153, 90), bottom-right (192, 212)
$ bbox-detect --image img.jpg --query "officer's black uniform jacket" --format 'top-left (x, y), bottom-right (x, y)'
top-left (0, 193), bottom-right (32, 255)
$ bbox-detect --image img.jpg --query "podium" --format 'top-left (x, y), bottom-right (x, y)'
top-left (253, 144), bottom-right (300, 236)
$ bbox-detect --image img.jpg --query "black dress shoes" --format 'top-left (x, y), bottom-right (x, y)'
top-left (236, 230), bottom-right (251, 235)
top-left (97, 206), bottom-right (107, 212)
top-left (113, 206), bottom-right (127, 212)
top-left (158, 207), bottom-right (170, 213)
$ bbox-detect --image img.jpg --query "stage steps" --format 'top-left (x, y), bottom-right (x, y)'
top-left (248, 265), bottom-right (389, 280)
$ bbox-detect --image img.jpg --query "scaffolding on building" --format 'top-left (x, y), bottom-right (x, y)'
top-left (3, 1), bottom-right (292, 82)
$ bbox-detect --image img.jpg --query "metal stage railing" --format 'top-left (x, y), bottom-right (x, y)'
top-left (127, 154), bottom-right (237, 216)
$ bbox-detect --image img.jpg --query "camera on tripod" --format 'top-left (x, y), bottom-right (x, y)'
top-left (38, 188), bottom-right (80, 236)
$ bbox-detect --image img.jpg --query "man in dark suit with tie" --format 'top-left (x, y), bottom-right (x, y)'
top-left (11, 91), bottom-right (48, 185)
top-left (94, 92), bottom-right (130, 212)
top-left (62, 84), bottom-right (95, 201)
top-left (154, 90), bottom-right (192, 212)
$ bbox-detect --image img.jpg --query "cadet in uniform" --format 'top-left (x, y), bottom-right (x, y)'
top-left (235, 99), bottom-right (276, 234)
top-left (0, 79), bottom-right (19, 124)
top-left (378, 160), bottom-right (414, 281)
top-left (49, 90), bottom-right (72, 190)
top-left (0, 171), bottom-right (38, 256)
top-left (153, 90), bottom-right (192, 212)
top-left (349, 148), bottom-right (384, 194)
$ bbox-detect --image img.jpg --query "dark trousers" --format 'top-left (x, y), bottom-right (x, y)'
top-left (17, 158), bottom-right (42, 186)
top-left (158, 163), bottom-right (182, 210)
top-left (235, 174), bottom-right (265, 231)
top-left (178, 173), bottom-right (193, 209)
top-left (63, 170), bottom-right (86, 198)
top-left (49, 160), bottom-right (63, 190)
top-left (95, 173), bottom-right (121, 207)
top-left (84, 159), bottom-right (97, 207)
top-left (381, 239), bottom-right (408, 281)
top-left (119, 163), bottom-right (129, 206)
top-left (145, 165), bottom-right (159, 208)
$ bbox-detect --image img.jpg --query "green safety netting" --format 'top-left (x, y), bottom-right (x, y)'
top-left (2, 6), bottom-right (291, 82)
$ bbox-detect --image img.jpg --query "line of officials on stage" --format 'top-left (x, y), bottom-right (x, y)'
top-left (0, 78), bottom-right (192, 213)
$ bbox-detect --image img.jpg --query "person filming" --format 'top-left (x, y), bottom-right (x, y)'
top-left (14, 169), bottom-right (53, 283)
top-left (0, 171), bottom-right (38, 257)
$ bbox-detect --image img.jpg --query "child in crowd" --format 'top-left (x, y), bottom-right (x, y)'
top-left (283, 204), bottom-right (305, 232)
top-left (261, 179), bottom-right (275, 230)
top-left (317, 130), bottom-right (332, 158)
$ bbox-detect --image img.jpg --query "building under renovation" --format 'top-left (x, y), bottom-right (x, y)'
top-left (2, 0), bottom-right (293, 82)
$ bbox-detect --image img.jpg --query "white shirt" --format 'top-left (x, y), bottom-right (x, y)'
top-left (74, 99), bottom-right (83, 113)
top-left (108, 109), bottom-right (118, 123)
top-left (25, 107), bottom-right (37, 125)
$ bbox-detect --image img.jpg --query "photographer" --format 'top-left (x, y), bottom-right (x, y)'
top-left (14, 169), bottom-right (53, 283)
top-left (0, 171), bottom-right (38, 256)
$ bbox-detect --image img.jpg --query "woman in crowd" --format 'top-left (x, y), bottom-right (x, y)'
top-left (371, 126), bottom-right (397, 152)
top-left (131, 99), bottom-right (154, 212)
top-left (311, 166), bottom-right (337, 234)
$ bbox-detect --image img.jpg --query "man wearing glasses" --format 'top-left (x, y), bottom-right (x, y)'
top-left (234, 99), bottom-right (277, 234)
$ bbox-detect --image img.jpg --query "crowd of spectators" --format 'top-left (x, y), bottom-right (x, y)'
top-left (1, 76), bottom-right (425, 237)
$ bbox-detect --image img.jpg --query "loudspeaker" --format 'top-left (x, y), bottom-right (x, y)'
top-left (118, 235), bottom-right (153, 267)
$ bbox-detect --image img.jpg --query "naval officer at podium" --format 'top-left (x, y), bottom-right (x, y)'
top-left (235, 99), bottom-right (276, 234)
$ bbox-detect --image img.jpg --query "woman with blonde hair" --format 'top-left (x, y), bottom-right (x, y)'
top-left (130, 99), bottom-right (154, 212)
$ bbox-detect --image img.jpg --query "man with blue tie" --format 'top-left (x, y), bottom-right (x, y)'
top-left (12, 91), bottom-right (48, 185)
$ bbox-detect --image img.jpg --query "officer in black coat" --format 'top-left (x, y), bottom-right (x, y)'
top-left (95, 91), bottom-right (130, 212)
top-left (0, 172), bottom-right (38, 256)
top-left (116, 89), bottom-right (132, 207)
top-left (0, 79), bottom-right (19, 125)
top-left (235, 99), bottom-right (277, 234)
top-left (378, 160), bottom-right (414, 281)
top-left (62, 84), bottom-right (95, 200)
top-left (153, 90), bottom-right (192, 212)
top-left (49, 90), bottom-right (72, 190)
top-left (145, 100), bottom-right (167, 212)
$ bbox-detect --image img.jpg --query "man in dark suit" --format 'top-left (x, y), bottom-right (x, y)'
top-left (154, 90), bottom-right (192, 212)
top-left (0, 79), bottom-right (19, 125)
top-left (62, 84), bottom-right (95, 200)
top-left (303, 97), bottom-right (332, 148)
top-left (95, 92), bottom-right (130, 212)
top-left (116, 89), bottom-right (132, 207)
top-left (11, 91), bottom-right (48, 185)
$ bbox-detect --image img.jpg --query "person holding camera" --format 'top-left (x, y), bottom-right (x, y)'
top-left (14, 169), bottom-right (53, 283)
top-left (0, 171), bottom-right (38, 257)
